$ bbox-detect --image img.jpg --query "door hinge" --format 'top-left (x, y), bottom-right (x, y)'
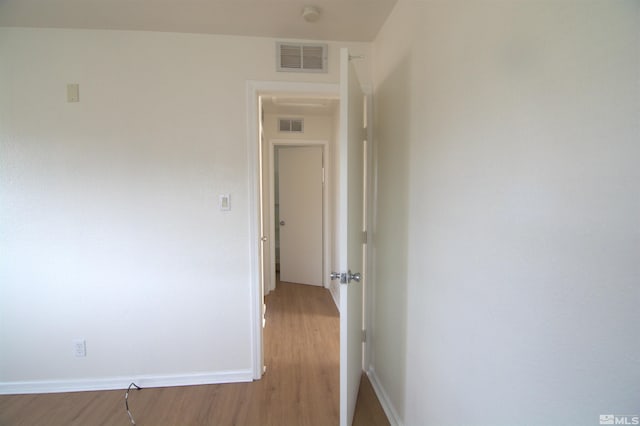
top-left (362, 230), bottom-right (368, 244)
top-left (262, 303), bottom-right (267, 328)
top-left (362, 329), bottom-right (367, 343)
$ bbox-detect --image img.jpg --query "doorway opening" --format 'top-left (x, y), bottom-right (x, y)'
top-left (247, 81), bottom-right (339, 380)
top-left (247, 81), bottom-right (341, 379)
top-left (260, 92), bottom-right (341, 302)
top-left (251, 84), bottom-right (343, 419)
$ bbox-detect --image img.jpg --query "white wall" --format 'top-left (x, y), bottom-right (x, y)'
top-left (372, 1), bottom-right (640, 425)
top-left (0, 27), bottom-right (369, 392)
top-left (369, 13), bottom-right (411, 422)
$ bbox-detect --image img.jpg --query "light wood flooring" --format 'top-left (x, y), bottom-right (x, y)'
top-left (0, 281), bottom-right (389, 426)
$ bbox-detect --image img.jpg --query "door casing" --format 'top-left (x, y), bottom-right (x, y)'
top-left (246, 81), bottom-right (339, 379)
top-left (245, 79), bottom-right (374, 388)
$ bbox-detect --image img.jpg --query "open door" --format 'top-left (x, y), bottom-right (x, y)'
top-left (337, 48), bottom-right (366, 426)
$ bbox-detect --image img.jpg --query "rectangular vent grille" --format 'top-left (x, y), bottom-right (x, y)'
top-left (279, 118), bottom-right (304, 133)
top-left (277, 42), bottom-right (327, 73)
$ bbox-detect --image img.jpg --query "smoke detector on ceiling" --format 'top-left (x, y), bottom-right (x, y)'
top-left (302, 6), bottom-right (321, 23)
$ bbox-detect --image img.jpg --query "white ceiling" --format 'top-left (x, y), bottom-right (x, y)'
top-left (0, 0), bottom-right (397, 42)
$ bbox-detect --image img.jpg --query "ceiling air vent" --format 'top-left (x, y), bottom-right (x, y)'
top-left (277, 42), bottom-right (328, 73)
top-left (279, 118), bottom-right (304, 133)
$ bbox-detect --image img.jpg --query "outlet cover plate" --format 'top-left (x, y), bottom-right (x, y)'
top-left (73, 339), bottom-right (86, 357)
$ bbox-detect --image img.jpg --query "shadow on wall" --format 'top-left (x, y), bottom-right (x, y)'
top-left (371, 52), bottom-right (412, 423)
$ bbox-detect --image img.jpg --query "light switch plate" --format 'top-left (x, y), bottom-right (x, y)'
top-left (219, 194), bottom-right (231, 211)
top-left (67, 84), bottom-right (79, 102)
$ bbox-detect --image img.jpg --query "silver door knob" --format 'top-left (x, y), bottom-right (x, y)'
top-left (348, 270), bottom-right (361, 283)
top-left (279, 220), bottom-right (285, 226)
top-left (330, 272), bottom-right (341, 280)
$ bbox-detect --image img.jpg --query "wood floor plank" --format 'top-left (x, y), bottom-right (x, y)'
top-left (0, 282), bottom-right (389, 426)
top-left (353, 374), bottom-right (391, 426)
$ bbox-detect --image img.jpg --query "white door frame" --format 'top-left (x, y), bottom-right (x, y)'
top-left (268, 140), bottom-right (330, 294)
top-left (246, 80), bottom-right (339, 379)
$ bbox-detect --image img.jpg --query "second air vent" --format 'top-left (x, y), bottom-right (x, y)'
top-left (279, 118), bottom-right (304, 133)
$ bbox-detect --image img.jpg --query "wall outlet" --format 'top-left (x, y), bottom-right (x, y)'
top-left (73, 339), bottom-right (86, 357)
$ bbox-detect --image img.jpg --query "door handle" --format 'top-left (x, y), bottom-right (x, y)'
top-left (348, 270), bottom-right (361, 283)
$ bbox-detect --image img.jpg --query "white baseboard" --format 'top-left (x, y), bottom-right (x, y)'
top-left (0, 369), bottom-right (253, 395)
top-left (366, 367), bottom-right (404, 426)
top-left (329, 282), bottom-right (340, 311)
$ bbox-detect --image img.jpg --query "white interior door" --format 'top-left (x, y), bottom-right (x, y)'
top-left (278, 146), bottom-right (324, 286)
top-left (338, 48), bottom-right (365, 426)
